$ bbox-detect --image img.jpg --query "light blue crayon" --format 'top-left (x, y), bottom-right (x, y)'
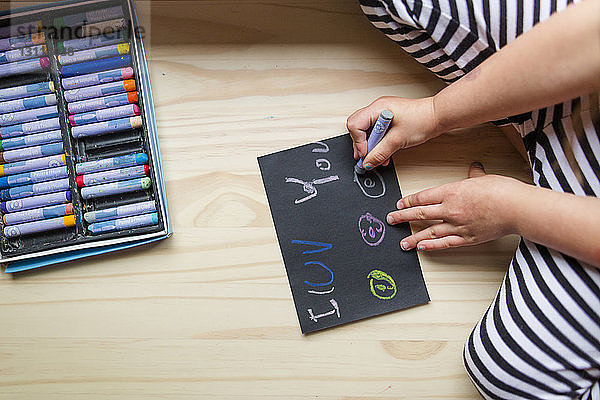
top-left (78, 164), bottom-right (148, 187)
top-left (0, 190), bottom-right (71, 213)
top-left (71, 115), bottom-right (142, 138)
top-left (0, 94), bottom-right (57, 114)
top-left (62, 67), bottom-right (134, 90)
top-left (0, 142), bottom-right (63, 163)
top-left (0, 117), bottom-right (61, 138)
top-left (3, 202), bottom-right (73, 225)
top-left (0, 56), bottom-right (49, 78)
top-left (0, 32), bottom-right (45, 52)
top-left (81, 177), bottom-right (151, 199)
top-left (0, 81), bottom-right (54, 102)
top-left (75, 153), bottom-right (148, 175)
top-left (67, 91), bottom-right (137, 114)
top-left (88, 212), bottom-right (158, 235)
top-left (64, 79), bottom-right (135, 102)
top-left (84, 200), bottom-right (156, 223)
top-left (0, 105), bottom-right (58, 126)
top-left (355, 109), bottom-right (394, 174)
top-left (58, 30), bottom-right (126, 53)
top-left (0, 177), bottom-right (70, 200)
top-left (3, 214), bottom-right (75, 238)
top-left (59, 43), bottom-right (129, 66)
top-left (54, 6), bottom-right (123, 28)
top-left (0, 44), bottom-right (46, 64)
top-left (70, 104), bottom-right (139, 126)
top-left (0, 166), bottom-right (68, 189)
top-left (0, 154), bottom-right (66, 176)
top-left (0, 21), bottom-right (42, 39)
top-left (0, 130), bottom-right (62, 151)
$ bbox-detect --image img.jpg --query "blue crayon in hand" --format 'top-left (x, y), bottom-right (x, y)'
top-left (0, 105), bottom-right (58, 126)
top-left (0, 94), bottom-right (57, 114)
top-left (0, 118), bottom-right (61, 138)
top-left (0, 130), bottom-right (62, 151)
top-left (84, 200), bottom-right (156, 223)
top-left (61, 55), bottom-right (130, 77)
top-left (62, 67), bottom-right (134, 90)
top-left (0, 81), bottom-right (54, 102)
top-left (0, 56), bottom-right (50, 78)
top-left (0, 190), bottom-right (71, 213)
top-left (71, 115), bottom-right (142, 138)
top-left (4, 202), bottom-right (73, 225)
top-left (67, 91), bottom-right (138, 114)
top-left (354, 109), bottom-right (394, 174)
top-left (80, 177), bottom-right (151, 199)
top-left (75, 153), bottom-right (148, 174)
top-left (0, 177), bottom-right (70, 200)
top-left (88, 212), bottom-right (159, 235)
top-left (0, 165), bottom-right (68, 189)
top-left (64, 79), bottom-right (135, 102)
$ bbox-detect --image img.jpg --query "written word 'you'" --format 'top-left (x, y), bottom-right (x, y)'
top-left (291, 240), bottom-right (340, 323)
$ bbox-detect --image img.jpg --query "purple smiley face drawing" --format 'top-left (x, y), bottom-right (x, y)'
top-left (358, 212), bottom-right (385, 246)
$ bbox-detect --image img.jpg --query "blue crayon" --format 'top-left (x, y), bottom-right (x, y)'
top-left (0, 130), bottom-right (62, 151)
top-left (0, 154), bottom-right (66, 176)
top-left (0, 142), bottom-right (63, 163)
top-left (71, 115), bottom-right (142, 138)
top-left (62, 67), bottom-right (134, 90)
top-left (0, 190), bottom-right (71, 213)
top-left (67, 91), bottom-right (138, 114)
top-left (88, 212), bottom-right (159, 235)
top-left (0, 21), bottom-right (43, 39)
top-left (54, 6), bottom-right (123, 28)
top-left (81, 177), bottom-right (151, 199)
top-left (70, 104), bottom-right (140, 126)
top-left (355, 109), bottom-right (394, 174)
top-left (0, 166), bottom-right (68, 189)
top-left (0, 44), bottom-right (46, 64)
top-left (61, 55), bottom-right (130, 77)
top-left (0, 81), bottom-right (54, 102)
top-left (64, 79), bottom-right (135, 102)
top-left (0, 177), bottom-right (70, 200)
top-left (0, 32), bottom-right (45, 52)
top-left (76, 153), bottom-right (148, 174)
top-left (3, 202), bottom-right (73, 225)
top-left (57, 30), bottom-right (126, 53)
top-left (0, 118), bottom-right (61, 138)
top-left (77, 164), bottom-right (149, 187)
top-left (0, 56), bottom-right (50, 78)
top-left (0, 94), bottom-right (57, 114)
top-left (3, 214), bottom-right (76, 238)
top-left (84, 200), bottom-right (156, 223)
top-left (59, 43), bottom-right (129, 66)
top-left (0, 105), bottom-right (58, 126)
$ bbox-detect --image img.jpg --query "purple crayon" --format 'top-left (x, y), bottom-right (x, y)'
top-left (54, 6), bottom-right (123, 28)
top-left (0, 165), bottom-right (68, 189)
top-left (77, 164), bottom-right (149, 187)
top-left (84, 200), bottom-right (156, 223)
top-left (59, 43), bottom-right (129, 65)
top-left (0, 81), bottom-right (54, 102)
top-left (3, 202), bottom-right (73, 225)
top-left (0, 93), bottom-right (57, 114)
top-left (62, 67), bottom-right (134, 90)
top-left (0, 44), bottom-right (46, 64)
top-left (81, 177), bottom-right (151, 199)
top-left (0, 142), bottom-right (63, 163)
top-left (64, 79), bottom-right (135, 102)
top-left (76, 153), bottom-right (148, 174)
top-left (4, 214), bottom-right (76, 238)
top-left (71, 115), bottom-right (142, 138)
top-left (0, 32), bottom-right (45, 52)
top-left (0, 177), bottom-right (70, 200)
top-left (0, 56), bottom-right (50, 78)
top-left (0, 105), bottom-right (58, 126)
top-left (0, 154), bottom-right (66, 176)
top-left (0, 117), bottom-right (61, 138)
top-left (0, 130), bottom-right (62, 151)
top-left (88, 212), bottom-right (158, 235)
top-left (57, 30), bottom-right (126, 54)
top-left (70, 104), bottom-right (140, 126)
top-left (0, 190), bottom-right (71, 213)
top-left (67, 91), bottom-right (138, 114)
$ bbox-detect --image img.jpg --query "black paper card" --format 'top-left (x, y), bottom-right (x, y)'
top-left (258, 134), bottom-right (429, 333)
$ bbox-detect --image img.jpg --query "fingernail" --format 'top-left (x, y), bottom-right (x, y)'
top-left (364, 164), bottom-right (373, 170)
top-left (386, 214), bottom-right (394, 224)
top-left (417, 244), bottom-right (425, 251)
top-left (400, 241), bottom-right (410, 251)
top-left (396, 199), bottom-right (404, 209)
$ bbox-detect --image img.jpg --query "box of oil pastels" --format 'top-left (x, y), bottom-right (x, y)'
top-left (0, 0), bottom-right (170, 272)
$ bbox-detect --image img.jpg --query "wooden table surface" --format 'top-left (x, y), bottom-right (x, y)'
top-left (0, 1), bottom-right (532, 398)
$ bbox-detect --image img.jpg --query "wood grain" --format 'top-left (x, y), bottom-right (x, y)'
top-left (0, 1), bottom-right (532, 398)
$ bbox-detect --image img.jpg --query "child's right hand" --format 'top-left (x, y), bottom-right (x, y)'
top-left (346, 96), bottom-right (441, 169)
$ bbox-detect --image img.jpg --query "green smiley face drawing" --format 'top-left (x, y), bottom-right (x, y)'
top-left (367, 269), bottom-right (397, 300)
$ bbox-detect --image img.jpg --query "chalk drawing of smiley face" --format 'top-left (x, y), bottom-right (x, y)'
top-left (367, 269), bottom-right (397, 300)
top-left (358, 212), bottom-right (385, 246)
top-left (353, 169), bottom-right (386, 198)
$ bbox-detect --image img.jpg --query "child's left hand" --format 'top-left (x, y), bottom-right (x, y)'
top-left (387, 162), bottom-right (527, 251)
